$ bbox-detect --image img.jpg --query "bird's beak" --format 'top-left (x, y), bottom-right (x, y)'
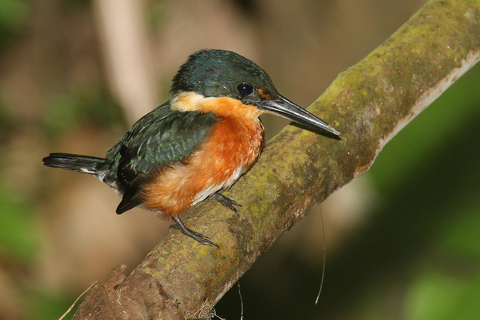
top-left (257, 95), bottom-right (341, 137)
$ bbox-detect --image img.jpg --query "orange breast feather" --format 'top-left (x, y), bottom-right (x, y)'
top-left (142, 96), bottom-right (265, 217)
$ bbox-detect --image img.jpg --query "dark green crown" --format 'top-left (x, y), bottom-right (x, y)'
top-left (170, 49), bottom-right (279, 103)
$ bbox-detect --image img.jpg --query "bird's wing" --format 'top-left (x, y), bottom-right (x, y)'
top-left (108, 103), bottom-right (218, 213)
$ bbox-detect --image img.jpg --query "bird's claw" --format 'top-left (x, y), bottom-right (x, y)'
top-left (171, 217), bottom-right (219, 247)
top-left (208, 193), bottom-right (242, 216)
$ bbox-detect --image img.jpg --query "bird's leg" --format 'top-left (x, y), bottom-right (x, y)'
top-left (208, 192), bottom-right (241, 216)
top-left (171, 215), bottom-right (218, 247)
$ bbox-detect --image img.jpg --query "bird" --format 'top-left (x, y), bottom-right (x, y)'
top-left (43, 49), bottom-right (340, 247)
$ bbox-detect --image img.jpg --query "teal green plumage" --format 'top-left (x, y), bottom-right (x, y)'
top-left (104, 101), bottom-right (217, 192)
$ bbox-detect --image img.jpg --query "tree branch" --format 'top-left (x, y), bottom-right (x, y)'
top-left (73, 0), bottom-right (480, 319)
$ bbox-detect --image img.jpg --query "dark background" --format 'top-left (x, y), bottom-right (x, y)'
top-left (1, 0), bottom-right (479, 319)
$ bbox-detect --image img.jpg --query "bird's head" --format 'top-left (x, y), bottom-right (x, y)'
top-left (171, 49), bottom-right (340, 137)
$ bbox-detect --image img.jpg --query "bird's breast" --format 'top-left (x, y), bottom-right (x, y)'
top-left (142, 96), bottom-right (265, 217)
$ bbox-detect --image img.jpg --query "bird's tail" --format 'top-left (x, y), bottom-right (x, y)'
top-left (42, 153), bottom-right (107, 176)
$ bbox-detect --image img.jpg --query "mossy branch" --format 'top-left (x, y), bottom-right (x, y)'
top-left (73, 1), bottom-right (480, 319)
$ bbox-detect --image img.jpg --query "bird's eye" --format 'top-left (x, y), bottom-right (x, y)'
top-left (236, 82), bottom-right (254, 96)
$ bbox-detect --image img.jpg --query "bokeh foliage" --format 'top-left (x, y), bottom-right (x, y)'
top-left (0, 0), bottom-right (479, 319)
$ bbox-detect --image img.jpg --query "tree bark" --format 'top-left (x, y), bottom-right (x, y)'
top-left (74, 0), bottom-right (480, 319)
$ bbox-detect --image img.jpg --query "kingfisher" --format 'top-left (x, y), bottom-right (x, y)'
top-left (43, 49), bottom-right (340, 247)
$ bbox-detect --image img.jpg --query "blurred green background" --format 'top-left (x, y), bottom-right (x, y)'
top-left (0, 0), bottom-right (479, 319)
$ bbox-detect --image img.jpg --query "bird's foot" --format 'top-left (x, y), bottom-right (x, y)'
top-left (171, 216), bottom-right (218, 247)
top-left (208, 193), bottom-right (241, 216)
